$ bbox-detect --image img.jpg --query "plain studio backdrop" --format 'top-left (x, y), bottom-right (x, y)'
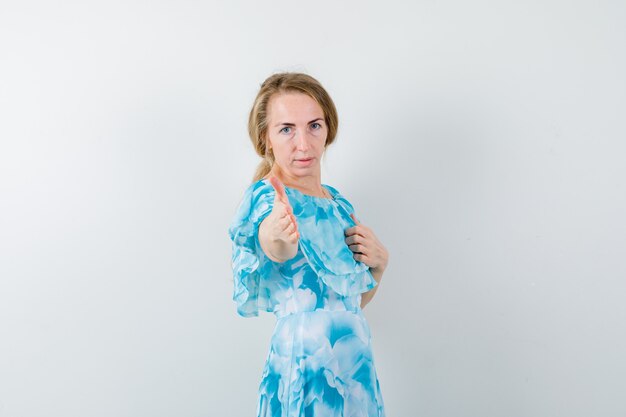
top-left (1, 1), bottom-right (625, 416)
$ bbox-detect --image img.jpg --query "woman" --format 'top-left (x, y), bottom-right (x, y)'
top-left (228, 72), bottom-right (389, 416)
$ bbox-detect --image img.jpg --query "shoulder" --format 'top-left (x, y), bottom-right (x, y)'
top-left (324, 183), bottom-right (356, 214)
top-left (248, 178), bottom-right (275, 199)
top-left (229, 179), bottom-right (276, 238)
top-left (236, 179), bottom-right (276, 211)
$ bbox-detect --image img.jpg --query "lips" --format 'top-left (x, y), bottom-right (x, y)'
top-left (294, 158), bottom-right (314, 167)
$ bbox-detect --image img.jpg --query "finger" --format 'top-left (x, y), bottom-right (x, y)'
top-left (276, 204), bottom-right (292, 219)
top-left (344, 226), bottom-right (366, 238)
top-left (278, 215), bottom-right (292, 231)
top-left (279, 213), bottom-right (298, 236)
top-left (269, 176), bottom-right (289, 204)
top-left (348, 243), bottom-right (366, 254)
top-left (276, 205), bottom-right (298, 235)
top-left (354, 253), bottom-right (370, 264)
top-left (285, 219), bottom-right (297, 235)
top-left (350, 213), bottom-right (361, 224)
top-left (345, 234), bottom-right (359, 245)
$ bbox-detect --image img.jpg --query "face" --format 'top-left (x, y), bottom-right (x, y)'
top-left (266, 92), bottom-right (327, 180)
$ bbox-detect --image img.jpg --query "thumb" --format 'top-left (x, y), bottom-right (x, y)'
top-left (350, 213), bottom-right (361, 224)
top-left (269, 176), bottom-right (292, 211)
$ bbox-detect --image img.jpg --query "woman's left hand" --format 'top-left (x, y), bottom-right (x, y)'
top-left (345, 213), bottom-right (389, 273)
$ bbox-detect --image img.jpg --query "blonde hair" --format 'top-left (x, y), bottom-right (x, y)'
top-left (248, 72), bottom-right (339, 182)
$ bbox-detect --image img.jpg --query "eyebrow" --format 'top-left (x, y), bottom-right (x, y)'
top-left (273, 118), bottom-right (323, 127)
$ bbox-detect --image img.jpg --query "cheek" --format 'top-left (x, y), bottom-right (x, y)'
top-left (316, 138), bottom-right (326, 149)
top-left (271, 142), bottom-right (292, 160)
top-left (268, 135), bottom-right (289, 152)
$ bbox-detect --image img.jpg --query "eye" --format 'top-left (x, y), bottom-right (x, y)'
top-left (280, 126), bottom-right (292, 134)
top-left (310, 122), bottom-right (322, 130)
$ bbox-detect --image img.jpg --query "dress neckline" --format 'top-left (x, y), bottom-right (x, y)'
top-left (260, 178), bottom-right (335, 200)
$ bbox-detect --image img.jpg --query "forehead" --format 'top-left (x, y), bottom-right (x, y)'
top-left (267, 92), bottom-right (324, 122)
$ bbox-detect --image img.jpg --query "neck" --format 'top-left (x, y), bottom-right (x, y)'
top-left (267, 166), bottom-right (326, 197)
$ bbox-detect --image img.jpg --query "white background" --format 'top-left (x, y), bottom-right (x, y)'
top-left (1, 1), bottom-right (625, 416)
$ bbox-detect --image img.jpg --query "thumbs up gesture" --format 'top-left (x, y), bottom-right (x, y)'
top-left (258, 176), bottom-right (300, 263)
top-left (268, 176), bottom-right (300, 243)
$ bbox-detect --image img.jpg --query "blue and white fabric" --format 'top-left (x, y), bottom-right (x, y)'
top-left (228, 178), bottom-right (385, 416)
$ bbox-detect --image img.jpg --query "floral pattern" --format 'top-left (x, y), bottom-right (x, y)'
top-left (228, 179), bottom-right (385, 416)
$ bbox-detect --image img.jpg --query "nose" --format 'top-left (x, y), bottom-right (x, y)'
top-left (295, 130), bottom-right (311, 151)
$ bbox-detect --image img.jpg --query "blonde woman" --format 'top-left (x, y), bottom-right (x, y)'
top-left (228, 72), bottom-right (388, 416)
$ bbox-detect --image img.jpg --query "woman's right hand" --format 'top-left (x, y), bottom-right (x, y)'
top-left (266, 176), bottom-right (299, 243)
top-left (258, 176), bottom-right (300, 263)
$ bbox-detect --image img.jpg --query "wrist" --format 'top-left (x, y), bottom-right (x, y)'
top-left (269, 236), bottom-right (298, 263)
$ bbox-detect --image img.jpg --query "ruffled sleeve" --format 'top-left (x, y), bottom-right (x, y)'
top-left (288, 184), bottom-right (377, 297)
top-left (227, 180), bottom-right (277, 317)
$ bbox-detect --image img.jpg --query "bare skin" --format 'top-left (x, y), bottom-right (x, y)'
top-left (258, 176), bottom-right (300, 264)
top-left (257, 92), bottom-right (388, 308)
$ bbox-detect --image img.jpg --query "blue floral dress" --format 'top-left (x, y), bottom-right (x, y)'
top-left (228, 178), bottom-right (386, 417)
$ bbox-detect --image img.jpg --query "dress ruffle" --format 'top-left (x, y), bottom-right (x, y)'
top-left (227, 180), bottom-right (277, 317)
top-left (285, 184), bottom-right (377, 297)
top-left (228, 179), bottom-right (377, 317)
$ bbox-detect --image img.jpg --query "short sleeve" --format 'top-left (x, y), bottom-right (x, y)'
top-left (227, 180), bottom-right (277, 317)
top-left (291, 186), bottom-right (377, 297)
